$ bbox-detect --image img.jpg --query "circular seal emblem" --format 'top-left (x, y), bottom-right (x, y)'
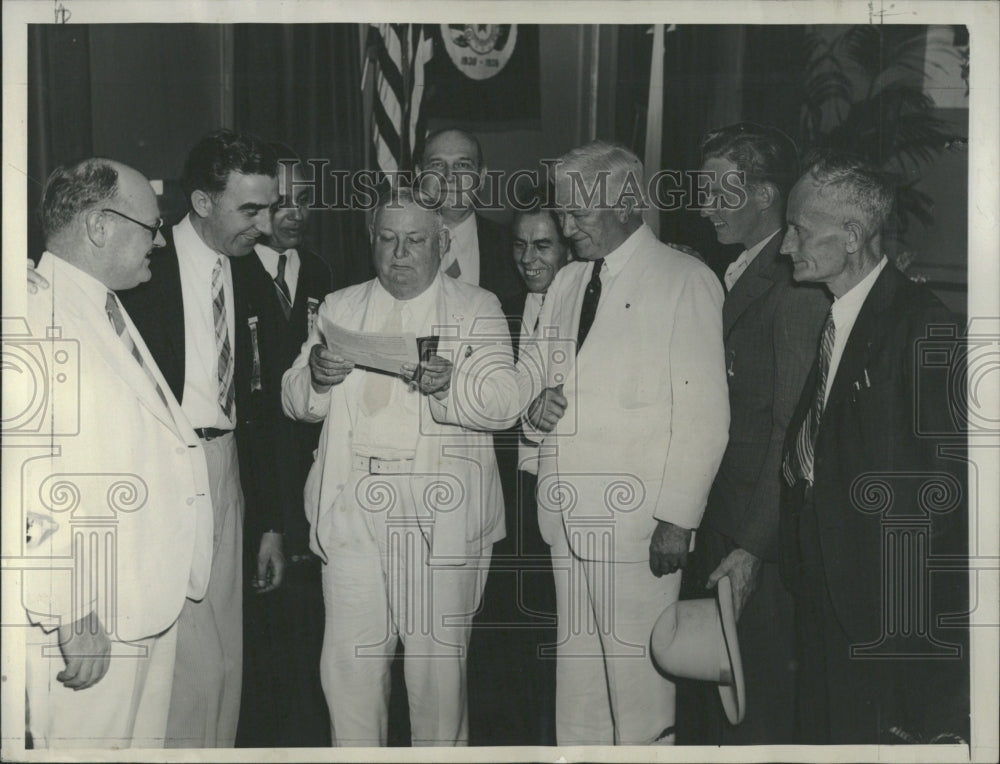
top-left (441, 24), bottom-right (517, 81)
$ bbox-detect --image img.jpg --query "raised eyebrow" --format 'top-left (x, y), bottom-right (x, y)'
top-left (238, 202), bottom-right (269, 212)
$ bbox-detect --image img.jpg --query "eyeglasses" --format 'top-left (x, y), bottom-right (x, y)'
top-left (101, 208), bottom-right (164, 239)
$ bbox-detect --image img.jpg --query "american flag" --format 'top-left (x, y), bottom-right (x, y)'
top-left (367, 24), bottom-right (434, 176)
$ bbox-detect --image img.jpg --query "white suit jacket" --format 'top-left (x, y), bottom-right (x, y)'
top-left (282, 273), bottom-right (520, 565)
top-left (519, 225), bottom-right (730, 563)
top-left (22, 253), bottom-right (214, 643)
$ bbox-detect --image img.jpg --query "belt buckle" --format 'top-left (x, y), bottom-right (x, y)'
top-left (368, 456), bottom-right (379, 474)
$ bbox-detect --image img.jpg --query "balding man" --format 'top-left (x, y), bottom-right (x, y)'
top-left (282, 187), bottom-right (521, 746)
top-left (779, 152), bottom-right (968, 743)
top-left (519, 141), bottom-right (730, 745)
top-left (415, 128), bottom-right (524, 311)
top-left (23, 160), bottom-right (213, 748)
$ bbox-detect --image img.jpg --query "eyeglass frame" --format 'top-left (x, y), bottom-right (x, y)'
top-left (101, 208), bottom-right (164, 239)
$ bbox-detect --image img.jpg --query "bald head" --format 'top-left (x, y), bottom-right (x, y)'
top-left (39, 158), bottom-right (164, 290)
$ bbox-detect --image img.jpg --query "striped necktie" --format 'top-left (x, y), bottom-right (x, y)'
top-left (105, 292), bottom-right (170, 411)
top-left (212, 258), bottom-right (235, 420)
top-left (274, 253), bottom-right (292, 320)
top-left (783, 309), bottom-right (836, 485)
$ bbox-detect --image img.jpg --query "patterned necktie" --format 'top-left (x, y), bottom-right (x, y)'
top-left (363, 299), bottom-right (405, 413)
top-left (576, 258), bottom-right (604, 353)
top-left (783, 309), bottom-right (836, 485)
top-left (212, 258), bottom-right (235, 420)
top-left (274, 253), bottom-right (292, 320)
top-left (105, 292), bottom-right (170, 411)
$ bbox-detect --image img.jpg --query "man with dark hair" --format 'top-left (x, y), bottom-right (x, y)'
top-left (469, 189), bottom-right (570, 745)
top-left (117, 128), bottom-right (289, 748)
top-left (24, 159), bottom-right (213, 748)
top-left (237, 142), bottom-right (335, 747)
top-left (779, 152), bottom-right (968, 743)
top-left (677, 122), bottom-right (829, 744)
top-left (282, 187), bottom-right (521, 746)
top-left (415, 128), bottom-right (524, 312)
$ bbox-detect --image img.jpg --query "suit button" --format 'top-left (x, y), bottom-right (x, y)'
top-left (347, 430), bottom-right (353, 438)
top-left (186, 497), bottom-right (195, 505)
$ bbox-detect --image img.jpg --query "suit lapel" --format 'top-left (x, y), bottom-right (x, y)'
top-left (54, 265), bottom-right (181, 438)
top-left (722, 234), bottom-right (782, 336)
top-left (825, 265), bottom-right (901, 406)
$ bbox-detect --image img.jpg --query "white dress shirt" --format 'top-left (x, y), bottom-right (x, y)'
top-left (255, 243), bottom-right (300, 305)
top-left (174, 214), bottom-right (237, 429)
top-left (353, 278), bottom-right (441, 458)
top-left (441, 213), bottom-right (480, 286)
top-left (824, 256), bottom-right (889, 407)
top-left (723, 229), bottom-right (780, 291)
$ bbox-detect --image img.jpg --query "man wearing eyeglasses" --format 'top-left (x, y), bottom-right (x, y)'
top-left (676, 123), bottom-right (829, 745)
top-left (23, 159), bottom-right (214, 748)
top-left (115, 129), bottom-right (291, 748)
top-left (414, 128), bottom-right (525, 312)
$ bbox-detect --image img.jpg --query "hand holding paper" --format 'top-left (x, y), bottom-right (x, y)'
top-left (402, 354), bottom-right (454, 400)
top-left (319, 314), bottom-right (419, 374)
top-left (309, 344), bottom-right (355, 392)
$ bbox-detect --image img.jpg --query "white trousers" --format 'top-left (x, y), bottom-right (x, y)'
top-left (317, 469), bottom-right (491, 747)
top-left (165, 433), bottom-right (244, 748)
top-left (26, 621), bottom-right (178, 748)
top-left (552, 533), bottom-right (681, 745)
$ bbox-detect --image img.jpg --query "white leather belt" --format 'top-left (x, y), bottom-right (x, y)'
top-left (352, 454), bottom-right (415, 475)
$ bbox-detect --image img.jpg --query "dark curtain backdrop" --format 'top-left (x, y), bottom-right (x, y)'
top-left (28, 25), bottom-right (94, 259)
top-left (615, 25), bottom-right (807, 279)
top-left (233, 24), bottom-right (372, 288)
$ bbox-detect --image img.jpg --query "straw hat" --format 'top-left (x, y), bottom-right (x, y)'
top-left (649, 575), bottom-right (745, 725)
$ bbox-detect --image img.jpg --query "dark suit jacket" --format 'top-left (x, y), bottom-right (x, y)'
top-left (476, 213), bottom-right (525, 312)
top-left (704, 234), bottom-right (830, 560)
top-left (779, 264), bottom-right (968, 732)
top-left (251, 245), bottom-right (336, 554)
top-left (117, 227), bottom-right (290, 534)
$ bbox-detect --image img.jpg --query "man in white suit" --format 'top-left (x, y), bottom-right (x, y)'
top-left (281, 187), bottom-right (520, 746)
top-left (519, 141), bottom-right (730, 745)
top-left (23, 159), bottom-right (214, 748)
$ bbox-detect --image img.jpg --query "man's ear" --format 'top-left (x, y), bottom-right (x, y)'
top-left (190, 189), bottom-right (214, 220)
top-left (438, 226), bottom-right (451, 257)
top-left (615, 197), bottom-right (636, 223)
top-left (755, 182), bottom-right (779, 213)
top-left (83, 209), bottom-right (110, 247)
top-left (844, 220), bottom-right (864, 254)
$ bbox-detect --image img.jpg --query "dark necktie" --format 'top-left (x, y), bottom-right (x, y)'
top-left (576, 258), bottom-right (604, 353)
top-left (274, 253), bottom-right (292, 320)
top-left (783, 309), bottom-right (836, 485)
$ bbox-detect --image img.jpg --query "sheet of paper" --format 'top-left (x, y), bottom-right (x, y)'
top-left (319, 315), bottom-right (419, 374)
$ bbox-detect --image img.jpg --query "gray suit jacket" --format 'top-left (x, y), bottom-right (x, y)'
top-left (703, 232), bottom-right (830, 560)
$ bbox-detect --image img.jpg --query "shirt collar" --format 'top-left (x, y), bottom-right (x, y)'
top-left (372, 272), bottom-right (441, 315)
top-left (256, 242), bottom-right (299, 265)
top-left (446, 213), bottom-right (477, 239)
top-left (831, 256), bottom-right (889, 326)
top-left (38, 251), bottom-right (113, 314)
top-left (742, 229), bottom-right (781, 266)
top-left (175, 213), bottom-right (229, 273)
top-left (599, 223), bottom-right (647, 278)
